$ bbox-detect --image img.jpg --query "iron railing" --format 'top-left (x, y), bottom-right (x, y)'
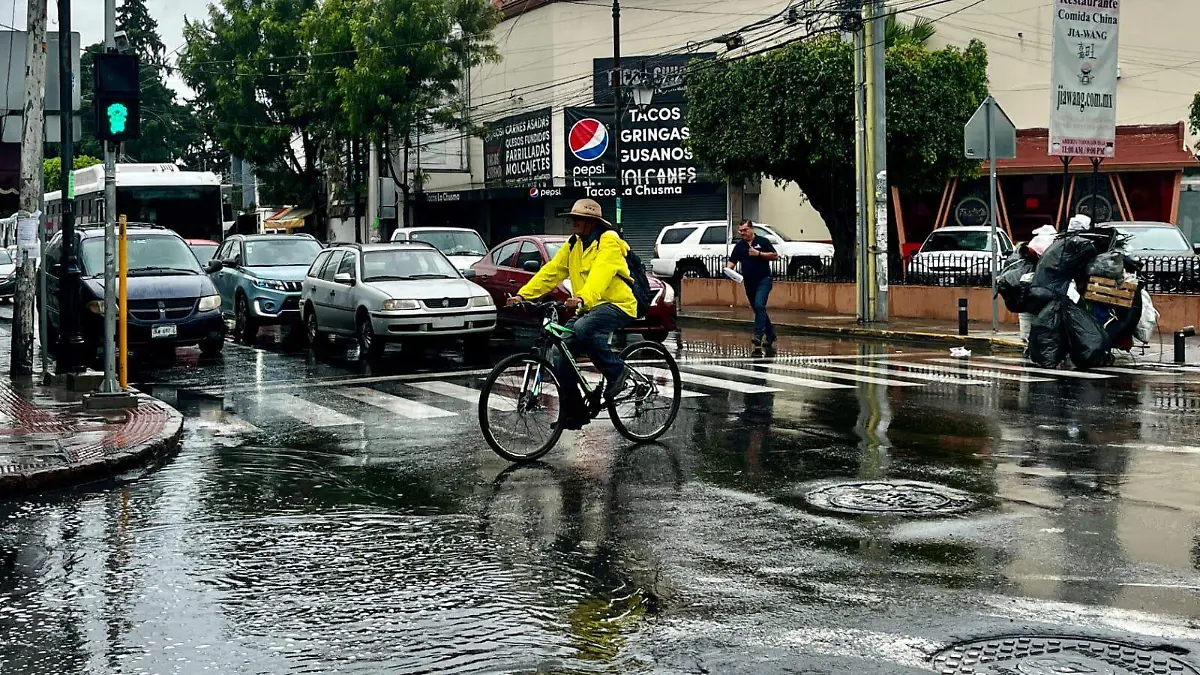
top-left (677, 254), bottom-right (1200, 295)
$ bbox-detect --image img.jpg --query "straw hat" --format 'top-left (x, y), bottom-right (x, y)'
top-left (566, 198), bottom-right (611, 227)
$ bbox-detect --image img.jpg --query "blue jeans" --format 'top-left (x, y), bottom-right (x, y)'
top-left (746, 278), bottom-right (776, 341)
top-left (554, 303), bottom-right (632, 415)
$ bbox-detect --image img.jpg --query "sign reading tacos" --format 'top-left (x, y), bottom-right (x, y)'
top-left (484, 107), bottom-right (553, 188)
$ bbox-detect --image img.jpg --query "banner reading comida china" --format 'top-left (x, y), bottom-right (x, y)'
top-left (1048, 0), bottom-right (1120, 158)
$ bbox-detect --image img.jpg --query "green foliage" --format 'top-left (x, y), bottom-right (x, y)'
top-left (43, 155), bottom-right (103, 191)
top-left (70, 0), bottom-right (209, 167)
top-left (1188, 93), bottom-right (1200, 140)
top-left (886, 14), bottom-right (936, 47)
top-left (685, 35), bottom-right (989, 265)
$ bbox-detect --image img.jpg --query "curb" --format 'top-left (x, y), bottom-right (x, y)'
top-left (679, 314), bottom-right (1027, 353)
top-left (0, 394), bottom-right (184, 499)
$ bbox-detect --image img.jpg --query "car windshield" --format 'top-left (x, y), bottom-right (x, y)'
top-left (82, 235), bottom-right (202, 276)
top-left (1114, 227), bottom-right (1191, 253)
top-left (244, 238), bottom-right (322, 266)
top-left (545, 242), bottom-right (563, 260)
top-left (410, 230), bottom-right (488, 256)
top-left (922, 231), bottom-right (993, 252)
top-left (362, 249), bottom-right (461, 281)
top-left (190, 244), bottom-right (218, 263)
top-left (0, 250), bottom-right (12, 265)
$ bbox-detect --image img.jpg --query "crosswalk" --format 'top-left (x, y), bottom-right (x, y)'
top-left (209, 352), bottom-right (1195, 436)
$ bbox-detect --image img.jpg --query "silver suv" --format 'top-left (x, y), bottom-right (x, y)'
top-left (300, 242), bottom-right (497, 358)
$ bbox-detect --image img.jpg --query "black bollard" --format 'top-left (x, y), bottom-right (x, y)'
top-left (958, 298), bottom-right (969, 336)
top-left (1175, 326), bottom-right (1196, 364)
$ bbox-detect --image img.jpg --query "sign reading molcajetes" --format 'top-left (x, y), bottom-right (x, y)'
top-left (1049, 0), bottom-right (1120, 158)
top-left (484, 107), bottom-right (553, 187)
top-left (564, 105), bottom-right (714, 197)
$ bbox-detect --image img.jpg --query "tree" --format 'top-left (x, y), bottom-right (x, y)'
top-left (69, 0), bottom-right (207, 166)
top-left (43, 155), bottom-right (102, 191)
top-left (685, 35), bottom-right (989, 271)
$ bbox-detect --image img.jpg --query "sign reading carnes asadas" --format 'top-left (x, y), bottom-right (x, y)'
top-left (483, 108), bottom-right (553, 188)
top-left (1049, 0), bottom-right (1120, 158)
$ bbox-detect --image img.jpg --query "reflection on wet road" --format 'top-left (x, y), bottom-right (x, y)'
top-left (3, 327), bottom-right (1200, 674)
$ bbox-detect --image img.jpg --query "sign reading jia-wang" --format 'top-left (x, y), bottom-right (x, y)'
top-left (1049, 0), bottom-right (1120, 158)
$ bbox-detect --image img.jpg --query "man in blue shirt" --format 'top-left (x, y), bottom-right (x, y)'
top-left (726, 220), bottom-right (778, 349)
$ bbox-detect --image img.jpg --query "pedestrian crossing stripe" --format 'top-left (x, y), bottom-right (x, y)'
top-left (977, 355), bottom-right (1177, 377)
top-left (642, 366), bottom-right (783, 394)
top-left (685, 363), bottom-right (853, 390)
top-left (259, 394), bottom-right (362, 428)
top-left (870, 358), bottom-right (1055, 383)
top-left (810, 361), bottom-right (991, 386)
top-left (337, 387), bottom-right (456, 419)
top-left (924, 358), bottom-right (1114, 380)
top-left (755, 362), bottom-right (925, 388)
top-left (408, 380), bottom-right (517, 411)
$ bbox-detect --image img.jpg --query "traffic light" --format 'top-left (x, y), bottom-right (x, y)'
top-left (93, 53), bottom-right (140, 142)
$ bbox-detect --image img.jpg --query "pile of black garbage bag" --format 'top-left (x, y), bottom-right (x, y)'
top-left (995, 228), bottom-right (1144, 370)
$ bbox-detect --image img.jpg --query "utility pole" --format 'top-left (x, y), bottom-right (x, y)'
top-left (367, 140), bottom-right (380, 243)
top-left (98, 0), bottom-right (119, 395)
top-left (13, 0), bottom-right (48, 376)
top-left (611, 0), bottom-right (623, 234)
top-left (869, 0), bottom-right (888, 320)
top-left (57, 0), bottom-right (83, 374)
top-left (853, 5), bottom-right (869, 322)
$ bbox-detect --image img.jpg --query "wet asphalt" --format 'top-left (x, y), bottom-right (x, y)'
top-left (2, 322), bottom-right (1200, 674)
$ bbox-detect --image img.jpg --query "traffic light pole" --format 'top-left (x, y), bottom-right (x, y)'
top-left (57, 0), bottom-right (83, 375)
top-left (99, 0), bottom-right (119, 394)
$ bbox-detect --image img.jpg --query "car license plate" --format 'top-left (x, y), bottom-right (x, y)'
top-left (152, 324), bottom-right (177, 339)
top-left (432, 317), bottom-right (465, 329)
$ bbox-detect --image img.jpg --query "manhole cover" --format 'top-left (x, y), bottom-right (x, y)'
top-left (930, 636), bottom-right (1199, 674)
top-left (802, 480), bottom-right (976, 516)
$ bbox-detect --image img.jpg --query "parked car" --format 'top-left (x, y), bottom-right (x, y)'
top-left (471, 235), bottom-right (677, 342)
top-left (0, 248), bottom-right (15, 302)
top-left (206, 233), bottom-right (323, 342)
top-left (186, 239), bottom-right (221, 264)
top-left (301, 242), bottom-right (496, 358)
top-left (1099, 221), bottom-right (1200, 291)
top-left (41, 225), bottom-right (226, 358)
top-left (389, 227), bottom-right (489, 272)
top-left (650, 220), bottom-right (834, 282)
top-left (906, 226), bottom-right (1015, 286)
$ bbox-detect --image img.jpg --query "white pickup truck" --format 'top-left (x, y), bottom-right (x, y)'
top-left (650, 220), bottom-right (834, 282)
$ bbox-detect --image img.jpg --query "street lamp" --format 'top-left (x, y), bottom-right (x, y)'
top-left (630, 70), bottom-right (655, 112)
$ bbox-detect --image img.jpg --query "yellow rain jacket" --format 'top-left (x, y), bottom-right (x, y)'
top-left (517, 230), bottom-right (638, 318)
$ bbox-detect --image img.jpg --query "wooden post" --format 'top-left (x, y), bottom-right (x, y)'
top-left (12, 0), bottom-right (48, 376)
top-left (891, 185), bottom-right (907, 250)
top-left (933, 179), bottom-right (951, 234)
top-left (995, 178), bottom-right (1014, 241)
top-left (1114, 173), bottom-right (1134, 221)
top-left (1170, 171), bottom-right (1183, 224)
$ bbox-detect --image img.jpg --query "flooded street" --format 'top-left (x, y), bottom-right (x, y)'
top-left (3, 328), bottom-right (1200, 673)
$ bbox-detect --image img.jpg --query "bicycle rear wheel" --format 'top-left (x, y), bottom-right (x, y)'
top-left (480, 353), bottom-right (565, 462)
top-left (609, 340), bottom-right (682, 443)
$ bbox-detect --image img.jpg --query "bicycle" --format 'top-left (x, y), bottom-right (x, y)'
top-left (478, 301), bottom-right (682, 462)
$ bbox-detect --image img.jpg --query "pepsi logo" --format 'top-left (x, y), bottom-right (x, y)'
top-left (529, 188), bottom-right (539, 198)
top-left (569, 118), bottom-right (609, 162)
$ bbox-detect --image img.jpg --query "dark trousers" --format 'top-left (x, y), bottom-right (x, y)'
top-left (553, 303), bottom-right (632, 415)
top-left (745, 278), bottom-right (776, 341)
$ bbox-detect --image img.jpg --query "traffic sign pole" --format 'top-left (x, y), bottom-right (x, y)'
top-left (963, 95), bottom-right (1017, 334)
top-left (987, 97), bottom-right (999, 333)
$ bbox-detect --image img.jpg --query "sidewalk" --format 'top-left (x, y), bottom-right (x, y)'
top-left (0, 334), bottom-right (183, 498)
top-left (680, 306), bottom-right (1028, 353)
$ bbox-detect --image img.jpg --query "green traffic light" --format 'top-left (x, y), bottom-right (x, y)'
top-left (106, 102), bottom-right (129, 134)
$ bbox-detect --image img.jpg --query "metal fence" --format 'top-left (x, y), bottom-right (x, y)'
top-left (682, 254), bottom-right (1200, 294)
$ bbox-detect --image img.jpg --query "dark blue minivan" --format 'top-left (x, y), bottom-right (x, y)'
top-left (42, 225), bottom-right (227, 359)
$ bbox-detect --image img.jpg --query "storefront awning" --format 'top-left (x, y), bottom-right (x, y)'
top-left (264, 207), bottom-right (313, 230)
top-left (995, 123), bottom-right (1199, 175)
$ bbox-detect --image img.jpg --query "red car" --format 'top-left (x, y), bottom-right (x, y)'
top-left (471, 235), bottom-right (677, 342)
top-left (186, 239), bottom-right (221, 265)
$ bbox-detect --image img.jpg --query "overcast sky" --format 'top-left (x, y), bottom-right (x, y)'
top-left (5, 0), bottom-right (208, 96)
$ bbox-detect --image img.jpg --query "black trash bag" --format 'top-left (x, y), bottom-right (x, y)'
top-left (1028, 300), bottom-right (1067, 368)
top-left (1086, 250), bottom-right (1125, 280)
top-left (1028, 236), bottom-right (1099, 310)
top-left (1063, 301), bottom-right (1112, 370)
top-left (995, 258), bottom-right (1035, 313)
top-left (1102, 282), bottom-right (1143, 345)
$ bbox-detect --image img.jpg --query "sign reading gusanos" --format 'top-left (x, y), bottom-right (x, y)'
top-left (1049, 0), bottom-right (1120, 158)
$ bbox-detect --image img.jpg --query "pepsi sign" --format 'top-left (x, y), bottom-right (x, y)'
top-left (568, 118), bottom-right (609, 162)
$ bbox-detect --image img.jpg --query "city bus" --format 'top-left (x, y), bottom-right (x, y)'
top-left (44, 163), bottom-right (226, 241)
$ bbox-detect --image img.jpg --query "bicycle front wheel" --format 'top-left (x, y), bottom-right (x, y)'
top-left (609, 340), bottom-right (682, 443)
top-left (480, 353), bottom-right (565, 462)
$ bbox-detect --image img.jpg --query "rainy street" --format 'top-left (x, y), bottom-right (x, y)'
top-left (3, 325), bottom-right (1200, 674)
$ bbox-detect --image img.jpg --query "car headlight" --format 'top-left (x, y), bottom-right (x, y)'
top-left (661, 284), bottom-right (675, 304)
top-left (253, 278), bottom-right (288, 291)
top-left (198, 295), bottom-right (221, 312)
top-left (471, 295), bottom-right (494, 308)
top-left (86, 300), bottom-right (104, 315)
top-left (382, 299), bottom-right (420, 311)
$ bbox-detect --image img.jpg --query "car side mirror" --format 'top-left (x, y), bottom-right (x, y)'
top-left (461, 268), bottom-right (477, 279)
top-left (222, 257), bottom-right (238, 268)
top-left (334, 272), bottom-right (355, 285)
top-left (522, 260), bottom-right (541, 273)
top-left (205, 260), bottom-right (222, 274)
top-left (1193, 243), bottom-right (1200, 255)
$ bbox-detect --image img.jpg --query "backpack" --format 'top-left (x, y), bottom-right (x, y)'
top-left (569, 231), bottom-right (653, 318)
